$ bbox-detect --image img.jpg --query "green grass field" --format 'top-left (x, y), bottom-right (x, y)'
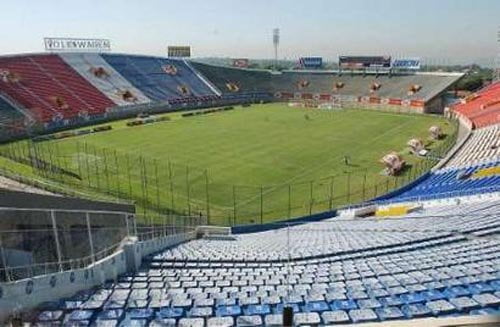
top-left (0, 104), bottom-right (456, 225)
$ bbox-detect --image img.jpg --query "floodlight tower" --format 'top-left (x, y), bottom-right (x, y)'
top-left (273, 28), bottom-right (280, 71)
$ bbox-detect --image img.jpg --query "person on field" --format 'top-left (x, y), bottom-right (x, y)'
top-left (343, 155), bottom-right (351, 166)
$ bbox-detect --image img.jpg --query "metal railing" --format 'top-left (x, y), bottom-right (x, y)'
top-left (340, 185), bottom-right (500, 212)
top-left (0, 207), bottom-right (206, 282)
top-left (0, 118), bottom-right (458, 227)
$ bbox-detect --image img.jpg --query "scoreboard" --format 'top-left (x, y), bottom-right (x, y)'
top-left (339, 56), bottom-right (391, 69)
top-left (168, 46), bottom-right (191, 58)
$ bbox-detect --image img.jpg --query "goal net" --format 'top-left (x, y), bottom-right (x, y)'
top-left (288, 98), bottom-right (343, 110)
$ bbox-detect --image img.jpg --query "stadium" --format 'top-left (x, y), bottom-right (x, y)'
top-left (0, 2), bottom-right (499, 326)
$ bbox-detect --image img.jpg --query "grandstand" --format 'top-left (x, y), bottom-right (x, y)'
top-left (0, 51), bottom-right (498, 326)
top-left (445, 124), bottom-right (499, 168)
top-left (192, 62), bottom-right (463, 114)
top-left (0, 53), bottom-right (464, 141)
top-left (451, 81), bottom-right (500, 128)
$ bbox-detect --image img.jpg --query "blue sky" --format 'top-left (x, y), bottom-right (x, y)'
top-left (0, 0), bottom-right (498, 65)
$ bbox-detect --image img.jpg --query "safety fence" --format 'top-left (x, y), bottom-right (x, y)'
top-left (0, 119), bottom-right (458, 227)
top-left (0, 207), bottom-right (205, 282)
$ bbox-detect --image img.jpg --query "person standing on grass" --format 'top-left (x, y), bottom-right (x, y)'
top-left (343, 155), bottom-right (351, 166)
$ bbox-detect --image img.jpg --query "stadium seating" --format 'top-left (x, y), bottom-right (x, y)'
top-left (31, 199), bottom-right (500, 326)
top-left (192, 62), bottom-right (458, 100)
top-left (190, 62), bottom-right (272, 96)
top-left (101, 54), bottom-right (217, 101)
top-left (270, 72), bottom-right (460, 103)
top-left (0, 94), bottom-right (24, 123)
top-left (0, 94), bottom-right (27, 139)
top-left (379, 160), bottom-right (500, 203)
top-left (0, 54), bottom-right (115, 124)
top-left (446, 124), bottom-right (500, 169)
top-left (452, 82), bottom-right (500, 128)
top-left (59, 53), bottom-right (152, 106)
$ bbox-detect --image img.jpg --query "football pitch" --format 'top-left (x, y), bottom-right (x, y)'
top-left (6, 103), bottom-right (455, 225)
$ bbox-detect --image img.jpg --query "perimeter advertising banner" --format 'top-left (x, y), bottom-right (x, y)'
top-left (392, 58), bottom-right (421, 70)
top-left (299, 57), bottom-right (323, 69)
top-left (44, 37), bottom-right (111, 52)
top-left (232, 58), bottom-right (249, 68)
top-left (168, 46), bottom-right (191, 58)
top-left (339, 56), bottom-right (391, 69)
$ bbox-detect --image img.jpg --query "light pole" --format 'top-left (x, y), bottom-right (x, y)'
top-left (273, 28), bottom-right (280, 71)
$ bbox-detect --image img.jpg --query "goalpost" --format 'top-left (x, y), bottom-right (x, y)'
top-left (287, 97), bottom-right (344, 110)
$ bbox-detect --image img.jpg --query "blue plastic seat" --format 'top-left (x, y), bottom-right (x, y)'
top-left (178, 318), bottom-right (205, 327)
top-left (157, 307), bottom-right (184, 319)
top-left (357, 298), bottom-right (382, 309)
top-left (426, 300), bottom-right (457, 315)
top-left (449, 297), bottom-right (481, 311)
top-left (472, 293), bottom-right (500, 306)
top-left (348, 309), bottom-right (378, 323)
top-left (375, 307), bottom-right (404, 320)
top-left (207, 316), bottom-right (234, 327)
top-left (37, 310), bottom-right (64, 322)
top-left (400, 292), bottom-right (425, 304)
top-left (236, 315), bottom-right (263, 326)
top-left (97, 309), bottom-right (124, 321)
top-left (325, 291), bottom-right (347, 302)
top-left (273, 303), bottom-right (300, 314)
top-left (126, 319), bottom-right (149, 327)
top-left (149, 318), bottom-right (177, 326)
top-left (216, 305), bottom-right (242, 317)
top-left (321, 310), bottom-right (350, 324)
top-left (294, 312), bottom-right (321, 326)
top-left (264, 314), bottom-right (282, 326)
top-left (401, 303), bottom-right (433, 318)
top-left (128, 308), bottom-right (155, 320)
top-left (303, 301), bottom-right (329, 313)
top-left (93, 320), bottom-right (118, 327)
top-left (67, 310), bottom-right (94, 321)
top-left (443, 286), bottom-right (471, 298)
top-left (420, 289), bottom-right (445, 301)
top-left (468, 282), bottom-right (494, 294)
top-left (244, 304), bottom-right (271, 316)
top-left (331, 299), bottom-right (358, 311)
top-left (470, 308), bottom-right (499, 315)
top-left (217, 298), bottom-right (237, 307)
top-left (189, 306), bottom-right (213, 318)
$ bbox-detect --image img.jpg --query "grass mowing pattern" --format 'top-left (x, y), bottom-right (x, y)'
top-left (0, 104), bottom-right (455, 225)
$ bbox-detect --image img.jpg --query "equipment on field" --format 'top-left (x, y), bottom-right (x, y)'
top-left (407, 138), bottom-right (427, 156)
top-left (429, 125), bottom-right (443, 140)
top-left (380, 152), bottom-right (405, 176)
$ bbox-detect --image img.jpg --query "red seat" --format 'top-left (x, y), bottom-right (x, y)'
top-left (0, 54), bottom-right (114, 123)
top-left (451, 82), bottom-right (500, 128)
